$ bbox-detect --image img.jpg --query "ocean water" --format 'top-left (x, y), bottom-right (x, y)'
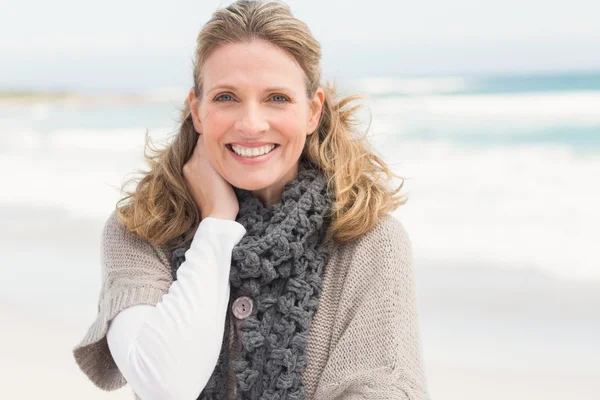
top-left (4, 71), bottom-right (598, 283)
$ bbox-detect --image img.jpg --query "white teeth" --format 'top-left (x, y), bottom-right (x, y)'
top-left (231, 144), bottom-right (276, 158)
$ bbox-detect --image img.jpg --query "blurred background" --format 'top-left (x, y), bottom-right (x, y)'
top-left (1, 0), bottom-right (599, 399)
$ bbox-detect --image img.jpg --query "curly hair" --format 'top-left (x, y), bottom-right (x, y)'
top-left (116, 0), bottom-right (407, 250)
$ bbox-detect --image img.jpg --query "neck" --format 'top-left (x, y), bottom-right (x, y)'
top-left (251, 161), bottom-right (299, 207)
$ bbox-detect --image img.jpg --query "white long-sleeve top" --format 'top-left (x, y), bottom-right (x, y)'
top-left (106, 217), bottom-right (247, 400)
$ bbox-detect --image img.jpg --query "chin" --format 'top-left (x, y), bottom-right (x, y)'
top-left (230, 176), bottom-right (275, 191)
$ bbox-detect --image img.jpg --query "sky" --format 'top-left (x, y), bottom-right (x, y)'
top-left (2, 0), bottom-right (599, 92)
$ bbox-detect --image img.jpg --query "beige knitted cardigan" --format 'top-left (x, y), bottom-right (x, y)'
top-left (73, 211), bottom-right (430, 399)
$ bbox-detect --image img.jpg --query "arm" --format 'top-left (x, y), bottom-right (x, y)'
top-left (72, 211), bottom-right (245, 397)
top-left (314, 215), bottom-right (429, 400)
top-left (106, 216), bottom-right (245, 400)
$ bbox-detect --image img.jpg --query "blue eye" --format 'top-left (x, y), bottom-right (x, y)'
top-left (215, 94), bottom-right (233, 102)
top-left (272, 94), bottom-right (289, 103)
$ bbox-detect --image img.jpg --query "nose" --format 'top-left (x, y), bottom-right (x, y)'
top-left (234, 102), bottom-right (269, 135)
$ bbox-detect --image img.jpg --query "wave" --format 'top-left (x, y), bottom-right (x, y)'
top-left (366, 91), bottom-right (600, 125)
top-left (350, 72), bottom-right (600, 96)
top-left (0, 127), bottom-right (174, 152)
top-left (0, 127), bottom-right (181, 225)
top-left (385, 140), bottom-right (600, 283)
top-left (359, 91), bottom-right (600, 148)
top-left (349, 76), bottom-right (471, 95)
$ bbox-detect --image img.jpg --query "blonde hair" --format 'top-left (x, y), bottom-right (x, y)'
top-left (116, 0), bottom-right (406, 249)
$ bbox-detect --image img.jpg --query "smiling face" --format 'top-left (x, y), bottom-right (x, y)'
top-left (188, 39), bottom-right (324, 207)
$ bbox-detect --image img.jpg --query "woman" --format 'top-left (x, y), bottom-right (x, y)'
top-left (73, 1), bottom-right (429, 399)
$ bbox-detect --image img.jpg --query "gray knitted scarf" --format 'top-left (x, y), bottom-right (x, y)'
top-left (170, 158), bottom-right (332, 399)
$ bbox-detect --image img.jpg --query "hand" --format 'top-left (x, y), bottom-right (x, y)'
top-left (183, 134), bottom-right (239, 221)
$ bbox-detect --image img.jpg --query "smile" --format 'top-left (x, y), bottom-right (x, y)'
top-left (225, 143), bottom-right (280, 165)
top-left (227, 144), bottom-right (278, 158)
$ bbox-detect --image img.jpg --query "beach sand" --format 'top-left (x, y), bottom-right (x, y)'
top-left (1, 301), bottom-right (597, 400)
top-left (0, 302), bottom-right (133, 399)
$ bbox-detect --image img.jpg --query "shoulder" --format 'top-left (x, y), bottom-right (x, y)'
top-left (358, 213), bottom-right (411, 252)
top-left (102, 209), bottom-right (133, 245)
top-left (102, 209), bottom-right (141, 243)
top-left (101, 209), bottom-right (172, 274)
top-left (330, 213), bottom-right (414, 303)
top-left (351, 213), bottom-right (413, 274)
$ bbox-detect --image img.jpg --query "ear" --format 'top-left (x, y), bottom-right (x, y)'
top-left (306, 87), bottom-right (325, 136)
top-left (188, 88), bottom-right (203, 134)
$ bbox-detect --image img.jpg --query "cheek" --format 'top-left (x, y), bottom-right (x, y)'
top-left (271, 109), bottom-right (308, 143)
top-left (202, 108), bottom-right (232, 141)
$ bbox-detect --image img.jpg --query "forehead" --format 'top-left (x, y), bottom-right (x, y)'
top-left (202, 40), bottom-right (306, 92)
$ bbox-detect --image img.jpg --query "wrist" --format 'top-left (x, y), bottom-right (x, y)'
top-left (203, 212), bottom-right (236, 221)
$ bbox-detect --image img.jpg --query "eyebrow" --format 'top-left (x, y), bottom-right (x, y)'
top-left (207, 84), bottom-right (295, 93)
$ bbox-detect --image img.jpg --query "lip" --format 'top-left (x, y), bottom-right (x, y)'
top-left (227, 144), bottom-right (279, 165)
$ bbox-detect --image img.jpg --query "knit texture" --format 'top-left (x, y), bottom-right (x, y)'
top-left (72, 191), bottom-right (430, 399)
top-left (170, 158), bottom-right (332, 399)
